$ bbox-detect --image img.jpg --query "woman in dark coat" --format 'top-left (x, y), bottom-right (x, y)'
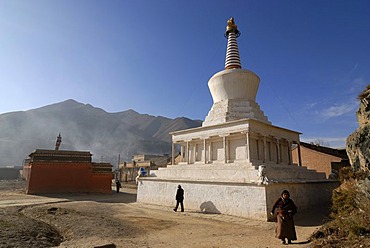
top-left (270, 190), bottom-right (297, 245)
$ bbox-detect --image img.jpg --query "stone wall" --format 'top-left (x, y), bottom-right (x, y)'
top-left (137, 178), bottom-right (338, 220)
top-left (26, 162), bottom-right (113, 194)
top-left (265, 181), bottom-right (339, 215)
top-left (292, 146), bottom-right (343, 178)
top-left (137, 179), bottom-right (267, 219)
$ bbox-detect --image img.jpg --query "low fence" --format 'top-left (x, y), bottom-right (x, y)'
top-left (0, 168), bottom-right (21, 180)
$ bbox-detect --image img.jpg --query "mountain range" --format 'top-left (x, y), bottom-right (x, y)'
top-left (0, 99), bottom-right (202, 167)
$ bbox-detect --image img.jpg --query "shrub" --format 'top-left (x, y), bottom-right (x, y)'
top-left (310, 170), bottom-right (370, 246)
top-left (338, 167), bottom-right (369, 183)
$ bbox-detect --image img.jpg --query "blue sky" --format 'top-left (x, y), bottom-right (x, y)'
top-left (1, 0), bottom-right (369, 148)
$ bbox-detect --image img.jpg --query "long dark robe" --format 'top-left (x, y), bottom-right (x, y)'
top-left (271, 197), bottom-right (297, 240)
top-left (174, 187), bottom-right (184, 211)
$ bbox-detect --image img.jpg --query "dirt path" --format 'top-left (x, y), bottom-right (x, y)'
top-left (0, 180), bottom-right (326, 248)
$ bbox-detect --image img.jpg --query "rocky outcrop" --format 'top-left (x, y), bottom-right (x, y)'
top-left (346, 85), bottom-right (370, 172)
top-left (311, 86), bottom-right (370, 247)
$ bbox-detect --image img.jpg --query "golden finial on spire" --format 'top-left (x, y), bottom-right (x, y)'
top-left (225, 17), bottom-right (240, 37)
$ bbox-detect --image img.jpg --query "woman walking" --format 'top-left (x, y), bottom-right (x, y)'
top-left (270, 190), bottom-right (297, 245)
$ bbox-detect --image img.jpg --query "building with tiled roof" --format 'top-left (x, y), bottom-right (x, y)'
top-left (292, 142), bottom-right (350, 178)
top-left (23, 149), bottom-right (113, 194)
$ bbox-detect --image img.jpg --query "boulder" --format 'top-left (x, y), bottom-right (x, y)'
top-left (346, 85), bottom-right (370, 172)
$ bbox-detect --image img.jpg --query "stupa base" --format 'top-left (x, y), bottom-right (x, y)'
top-left (137, 178), bottom-right (338, 220)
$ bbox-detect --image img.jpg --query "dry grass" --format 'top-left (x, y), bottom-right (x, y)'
top-left (309, 168), bottom-right (370, 247)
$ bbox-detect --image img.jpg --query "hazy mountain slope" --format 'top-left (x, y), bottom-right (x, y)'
top-left (152, 117), bottom-right (203, 141)
top-left (0, 99), bottom-right (201, 166)
top-left (116, 109), bottom-right (202, 142)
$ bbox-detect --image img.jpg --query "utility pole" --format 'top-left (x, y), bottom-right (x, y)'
top-left (117, 154), bottom-right (121, 181)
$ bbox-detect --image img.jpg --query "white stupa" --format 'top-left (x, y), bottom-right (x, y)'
top-left (203, 18), bottom-right (270, 127)
top-left (137, 18), bottom-right (337, 220)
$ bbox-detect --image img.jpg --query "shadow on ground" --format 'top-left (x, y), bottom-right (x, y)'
top-left (5, 179), bottom-right (138, 204)
top-left (294, 205), bottom-right (332, 227)
top-left (34, 190), bottom-right (137, 204)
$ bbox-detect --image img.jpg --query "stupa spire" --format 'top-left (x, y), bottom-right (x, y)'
top-left (224, 17), bottom-right (241, 70)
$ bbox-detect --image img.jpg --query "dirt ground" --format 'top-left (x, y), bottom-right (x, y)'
top-left (0, 180), bottom-right (329, 248)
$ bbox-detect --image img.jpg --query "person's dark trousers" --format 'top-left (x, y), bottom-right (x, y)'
top-left (174, 201), bottom-right (184, 212)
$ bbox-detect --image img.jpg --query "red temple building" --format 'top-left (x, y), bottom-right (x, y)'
top-left (23, 149), bottom-right (113, 194)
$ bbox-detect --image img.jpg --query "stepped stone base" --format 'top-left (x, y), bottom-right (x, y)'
top-left (137, 160), bottom-right (334, 220)
top-left (153, 162), bottom-right (327, 183)
top-left (137, 178), bottom-right (338, 220)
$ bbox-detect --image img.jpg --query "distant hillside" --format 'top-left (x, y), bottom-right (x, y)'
top-left (0, 99), bottom-right (202, 166)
